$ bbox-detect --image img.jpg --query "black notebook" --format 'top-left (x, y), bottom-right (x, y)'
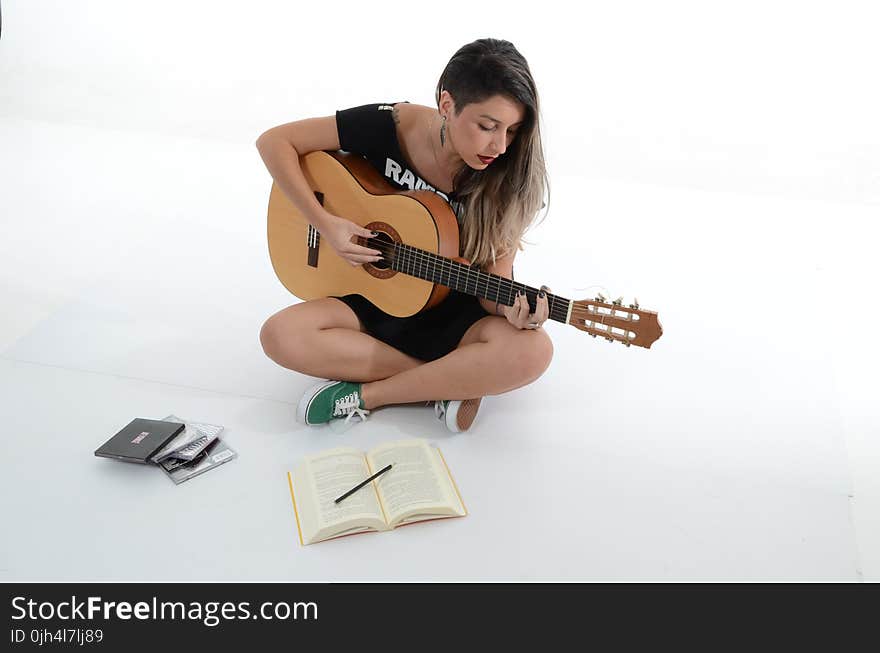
top-left (94, 418), bottom-right (185, 464)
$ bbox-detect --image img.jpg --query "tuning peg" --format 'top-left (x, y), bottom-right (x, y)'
top-left (612, 296), bottom-right (623, 306)
top-left (590, 333), bottom-right (597, 338)
top-left (595, 293), bottom-right (606, 303)
top-left (606, 337), bottom-right (614, 343)
top-left (624, 341), bottom-right (632, 347)
top-left (628, 298), bottom-right (640, 310)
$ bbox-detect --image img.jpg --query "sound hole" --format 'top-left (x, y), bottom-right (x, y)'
top-left (369, 231), bottom-right (395, 270)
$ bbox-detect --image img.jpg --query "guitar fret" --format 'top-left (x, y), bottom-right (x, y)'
top-left (386, 245), bottom-right (571, 324)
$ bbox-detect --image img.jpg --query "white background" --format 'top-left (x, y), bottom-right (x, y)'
top-left (1, 0), bottom-right (877, 581)
top-left (4, 0), bottom-right (878, 204)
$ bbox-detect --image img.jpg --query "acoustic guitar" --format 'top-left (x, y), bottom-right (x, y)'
top-left (266, 150), bottom-right (663, 349)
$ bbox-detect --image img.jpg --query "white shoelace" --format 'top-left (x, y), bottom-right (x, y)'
top-left (333, 392), bottom-right (370, 426)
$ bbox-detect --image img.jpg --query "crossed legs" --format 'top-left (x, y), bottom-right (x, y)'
top-left (259, 297), bottom-right (553, 409)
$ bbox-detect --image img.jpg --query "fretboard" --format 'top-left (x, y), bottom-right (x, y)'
top-left (388, 242), bottom-right (572, 323)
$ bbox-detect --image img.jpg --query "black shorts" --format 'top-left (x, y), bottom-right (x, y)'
top-left (332, 291), bottom-right (491, 362)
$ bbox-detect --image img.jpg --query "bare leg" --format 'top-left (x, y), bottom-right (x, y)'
top-left (359, 315), bottom-right (553, 409)
top-left (259, 298), bottom-right (424, 382)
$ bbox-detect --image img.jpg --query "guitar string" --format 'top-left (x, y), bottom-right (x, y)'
top-left (354, 237), bottom-right (639, 329)
top-left (393, 240), bottom-right (641, 339)
top-left (313, 233), bottom-right (637, 340)
top-left (356, 237), bottom-right (568, 320)
top-left (353, 237), bottom-right (572, 322)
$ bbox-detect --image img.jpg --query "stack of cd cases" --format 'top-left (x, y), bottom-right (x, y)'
top-left (151, 414), bottom-right (237, 484)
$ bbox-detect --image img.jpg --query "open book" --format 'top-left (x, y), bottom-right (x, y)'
top-left (287, 438), bottom-right (467, 546)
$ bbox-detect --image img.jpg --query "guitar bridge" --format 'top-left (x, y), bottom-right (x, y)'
top-left (307, 191), bottom-right (324, 267)
top-left (307, 224), bottom-right (320, 268)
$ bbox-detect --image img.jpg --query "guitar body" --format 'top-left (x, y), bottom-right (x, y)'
top-left (267, 150), bottom-right (463, 317)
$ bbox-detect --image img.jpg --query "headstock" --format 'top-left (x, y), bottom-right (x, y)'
top-left (568, 293), bottom-right (663, 349)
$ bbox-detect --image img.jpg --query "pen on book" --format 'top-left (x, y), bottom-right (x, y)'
top-left (334, 464), bottom-right (393, 504)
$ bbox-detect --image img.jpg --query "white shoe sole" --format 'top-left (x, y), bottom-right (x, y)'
top-left (296, 379), bottom-right (339, 425)
top-left (444, 398), bottom-right (482, 432)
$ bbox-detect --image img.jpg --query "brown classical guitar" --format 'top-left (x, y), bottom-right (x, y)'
top-left (266, 150), bottom-right (663, 349)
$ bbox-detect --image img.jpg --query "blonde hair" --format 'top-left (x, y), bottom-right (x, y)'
top-left (436, 38), bottom-right (550, 268)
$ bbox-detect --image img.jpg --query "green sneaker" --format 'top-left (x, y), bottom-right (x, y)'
top-left (434, 398), bottom-right (482, 433)
top-left (297, 380), bottom-right (369, 426)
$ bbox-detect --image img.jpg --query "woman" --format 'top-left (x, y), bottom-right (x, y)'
top-left (256, 38), bottom-right (552, 432)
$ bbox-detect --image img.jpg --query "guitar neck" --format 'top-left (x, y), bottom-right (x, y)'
top-left (377, 240), bottom-right (573, 324)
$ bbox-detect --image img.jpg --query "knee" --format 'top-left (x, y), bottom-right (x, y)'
top-left (259, 317), bottom-right (280, 359)
top-left (260, 314), bottom-right (297, 362)
top-left (509, 329), bottom-right (554, 382)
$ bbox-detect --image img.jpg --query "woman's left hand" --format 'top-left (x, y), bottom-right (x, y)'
top-left (503, 285), bottom-right (550, 330)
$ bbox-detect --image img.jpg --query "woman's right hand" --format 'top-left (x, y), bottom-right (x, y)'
top-left (317, 213), bottom-right (384, 266)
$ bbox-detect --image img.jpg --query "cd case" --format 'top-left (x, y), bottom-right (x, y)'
top-left (151, 414), bottom-right (224, 463)
top-left (159, 438), bottom-right (237, 484)
top-left (94, 418), bottom-right (185, 464)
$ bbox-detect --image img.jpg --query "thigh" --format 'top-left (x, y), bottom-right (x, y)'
top-left (263, 297), bottom-right (366, 335)
top-left (457, 314), bottom-right (552, 349)
top-left (457, 314), bottom-right (514, 346)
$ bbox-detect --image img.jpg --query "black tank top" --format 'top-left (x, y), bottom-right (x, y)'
top-left (334, 102), bottom-right (465, 223)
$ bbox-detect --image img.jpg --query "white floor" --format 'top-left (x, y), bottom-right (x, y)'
top-left (1, 115), bottom-right (877, 581)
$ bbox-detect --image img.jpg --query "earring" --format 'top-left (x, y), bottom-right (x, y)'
top-left (440, 115), bottom-right (446, 147)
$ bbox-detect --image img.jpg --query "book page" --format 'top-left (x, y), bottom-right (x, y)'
top-left (292, 447), bottom-right (388, 545)
top-left (367, 439), bottom-right (466, 529)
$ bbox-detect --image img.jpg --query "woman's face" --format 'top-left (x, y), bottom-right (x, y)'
top-left (442, 92), bottom-right (526, 170)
